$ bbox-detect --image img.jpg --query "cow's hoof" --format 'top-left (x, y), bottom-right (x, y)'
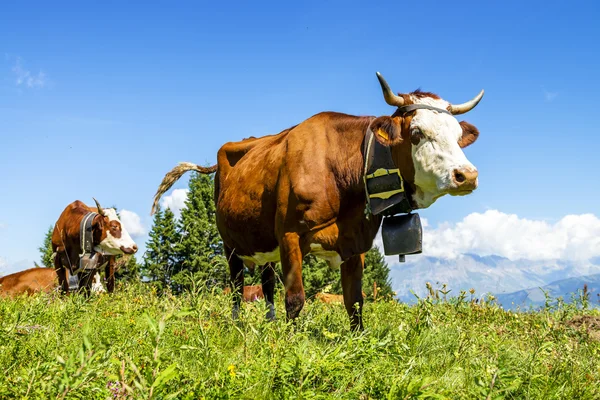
top-left (266, 303), bottom-right (276, 321)
top-left (231, 305), bottom-right (240, 320)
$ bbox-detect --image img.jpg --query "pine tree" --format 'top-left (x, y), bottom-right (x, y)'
top-left (173, 171), bottom-right (225, 292)
top-left (302, 255), bottom-right (341, 299)
top-left (362, 246), bottom-right (394, 299)
top-left (143, 207), bottom-right (180, 290)
top-left (38, 226), bottom-right (54, 268)
top-left (115, 255), bottom-right (141, 282)
top-left (300, 246), bottom-right (393, 301)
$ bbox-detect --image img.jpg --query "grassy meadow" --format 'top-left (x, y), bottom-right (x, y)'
top-left (1, 282), bottom-right (599, 399)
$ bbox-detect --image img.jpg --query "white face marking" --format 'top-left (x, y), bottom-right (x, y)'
top-left (96, 208), bottom-right (138, 255)
top-left (408, 96), bottom-right (478, 208)
top-left (309, 244), bottom-right (343, 269)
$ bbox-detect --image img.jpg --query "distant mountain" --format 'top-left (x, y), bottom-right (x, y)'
top-left (495, 273), bottom-right (600, 311)
top-left (387, 253), bottom-right (600, 304)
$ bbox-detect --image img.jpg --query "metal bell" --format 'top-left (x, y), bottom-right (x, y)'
top-left (381, 213), bottom-right (423, 262)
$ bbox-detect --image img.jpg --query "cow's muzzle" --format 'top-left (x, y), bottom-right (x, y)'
top-left (120, 245), bottom-right (138, 255)
top-left (450, 167), bottom-right (478, 193)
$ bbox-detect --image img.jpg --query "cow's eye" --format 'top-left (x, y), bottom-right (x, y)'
top-left (411, 128), bottom-right (424, 145)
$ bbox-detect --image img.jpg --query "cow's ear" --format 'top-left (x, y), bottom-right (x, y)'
top-left (371, 116), bottom-right (403, 146)
top-left (92, 214), bottom-right (105, 230)
top-left (458, 121), bottom-right (479, 148)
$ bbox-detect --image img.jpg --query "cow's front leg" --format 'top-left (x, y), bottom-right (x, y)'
top-left (261, 262), bottom-right (276, 321)
top-left (54, 252), bottom-right (69, 294)
top-left (105, 256), bottom-right (115, 293)
top-left (280, 232), bottom-right (305, 320)
top-left (341, 254), bottom-right (365, 331)
top-left (226, 246), bottom-right (244, 320)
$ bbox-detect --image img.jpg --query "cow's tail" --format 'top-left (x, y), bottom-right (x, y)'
top-left (151, 162), bottom-right (217, 215)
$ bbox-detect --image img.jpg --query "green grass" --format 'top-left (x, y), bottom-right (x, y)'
top-left (1, 283), bottom-right (599, 399)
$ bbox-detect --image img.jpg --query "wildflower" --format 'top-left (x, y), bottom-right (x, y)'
top-left (228, 364), bottom-right (236, 378)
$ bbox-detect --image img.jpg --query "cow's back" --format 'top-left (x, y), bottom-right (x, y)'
top-left (0, 268), bottom-right (58, 297)
top-left (214, 112), bottom-right (377, 261)
top-left (51, 200), bottom-right (93, 253)
top-left (215, 131), bottom-right (289, 255)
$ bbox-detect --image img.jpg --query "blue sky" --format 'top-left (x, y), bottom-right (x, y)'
top-left (1, 0), bottom-right (599, 273)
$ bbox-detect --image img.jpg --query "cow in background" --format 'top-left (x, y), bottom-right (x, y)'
top-left (52, 199), bottom-right (138, 294)
top-left (0, 267), bottom-right (106, 297)
top-left (316, 291), bottom-right (366, 304)
top-left (223, 285), bottom-right (264, 302)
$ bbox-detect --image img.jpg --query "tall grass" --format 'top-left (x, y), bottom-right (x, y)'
top-left (1, 283), bottom-right (599, 399)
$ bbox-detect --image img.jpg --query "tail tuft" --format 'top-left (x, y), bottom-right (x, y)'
top-left (151, 162), bottom-right (217, 215)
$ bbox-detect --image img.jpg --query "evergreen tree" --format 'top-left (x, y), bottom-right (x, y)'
top-left (38, 225), bottom-right (54, 268)
top-left (299, 246), bottom-right (394, 301)
top-left (173, 171), bottom-right (225, 292)
top-left (302, 255), bottom-right (341, 299)
top-left (143, 207), bottom-right (180, 290)
top-left (362, 246), bottom-right (394, 299)
top-left (115, 254), bottom-right (142, 282)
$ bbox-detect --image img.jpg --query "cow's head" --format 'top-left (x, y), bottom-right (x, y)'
top-left (92, 198), bottom-right (138, 255)
top-left (371, 73), bottom-right (483, 209)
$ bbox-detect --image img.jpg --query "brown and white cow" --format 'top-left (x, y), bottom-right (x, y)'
top-left (52, 199), bottom-right (138, 294)
top-left (223, 285), bottom-right (264, 302)
top-left (315, 291), bottom-right (366, 304)
top-left (0, 267), bottom-right (106, 297)
top-left (0, 267), bottom-right (58, 297)
top-left (152, 73), bottom-right (483, 330)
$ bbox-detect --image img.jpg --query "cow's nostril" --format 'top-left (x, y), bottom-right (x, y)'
top-left (132, 245), bottom-right (138, 252)
top-left (454, 171), bottom-right (466, 183)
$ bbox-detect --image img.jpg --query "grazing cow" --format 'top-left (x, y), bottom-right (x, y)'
top-left (223, 285), bottom-right (265, 302)
top-left (0, 268), bottom-right (58, 297)
top-left (152, 73), bottom-right (484, 330)
top-left (316, 291), bottom-right (366, 304)
top-left (0, 267), bottom-right (106, 297)
top-left (52, 199), bottom-right (138, 294)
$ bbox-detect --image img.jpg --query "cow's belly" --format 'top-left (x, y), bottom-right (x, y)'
top-left (240, 248), bottom-right (280, 265)
top-left (309, 244), bottom-right (343, 268)
top-left (239, 244), bottom-right (343, 269)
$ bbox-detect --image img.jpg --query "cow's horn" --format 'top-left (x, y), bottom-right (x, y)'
top-left (376, 72), bottom-right (405, 107)
top-left (449, 90), bottom-right (485, 115)
top-left (92, 197), bottom-right (106, 216)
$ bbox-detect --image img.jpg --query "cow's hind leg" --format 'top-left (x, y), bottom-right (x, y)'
top-left (261, 262), bottom-right (276, 320)
top-left (341, 254), bottom-right (365, 331)
top-left (280, 232), bottom-right (305, 321)
top-left (226, 246), bottom-right (244, 320)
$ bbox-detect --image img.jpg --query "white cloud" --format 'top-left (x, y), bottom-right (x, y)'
top-left (12, 57), bottom-right (47, 88)
top-left (119, 210), bottom-right (146, 237)
top-left (407, 210), bottom-right (600, 261)
top-left (160, 189), bottom-right (189, 218)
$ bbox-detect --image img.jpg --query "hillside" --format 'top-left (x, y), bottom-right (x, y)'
top-left (495, 273), bottom-right (600, 311)
top-left (1, 283), bottom-right (599, 399)
top-left (387, 253), bottom-right (600, 303)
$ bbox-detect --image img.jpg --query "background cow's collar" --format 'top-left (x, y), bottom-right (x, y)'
top-left (396, 103), bottom-right (451, 116)
top-left (67, 211), bottom-right (104, 292)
